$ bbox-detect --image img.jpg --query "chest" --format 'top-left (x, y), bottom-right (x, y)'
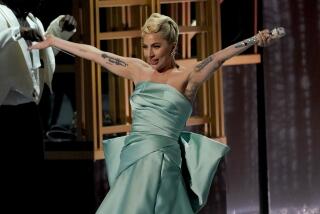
top-left (147, 69), bottom-right (190, 93)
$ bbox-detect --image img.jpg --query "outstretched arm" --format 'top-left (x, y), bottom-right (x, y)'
top-left (29, 35), bottom-right (141, 80)
top-left (187, 28), bottom-right (284, 85)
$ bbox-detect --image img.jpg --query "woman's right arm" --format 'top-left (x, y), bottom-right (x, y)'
top-left (30, 34), bottom-right (139, 80)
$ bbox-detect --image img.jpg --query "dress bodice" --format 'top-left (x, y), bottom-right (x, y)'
top-left (130, 81), bottom-right (192, 141)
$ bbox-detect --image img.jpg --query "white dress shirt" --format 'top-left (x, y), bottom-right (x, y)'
top-left (0, 5), bottom-right (76, 106)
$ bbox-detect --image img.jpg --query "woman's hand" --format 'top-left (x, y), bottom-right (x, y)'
top-left (256, 27), bottom-right (286, 47)
top-left (28, 34), bottom-right (54, 50)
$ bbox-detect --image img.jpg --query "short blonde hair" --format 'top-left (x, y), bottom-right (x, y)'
top-left (141, 13), bottom-right (179, 44)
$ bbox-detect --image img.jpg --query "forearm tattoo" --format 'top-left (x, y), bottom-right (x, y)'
top-left (101, 53), bottom-right (128, 67)
top-left (195, 56), bottom-right (213, 71)
top-left (234, 36), bottom-right (258, 48)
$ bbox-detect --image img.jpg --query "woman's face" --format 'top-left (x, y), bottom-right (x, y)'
top-left (142, 32), bottom-right (175, 72)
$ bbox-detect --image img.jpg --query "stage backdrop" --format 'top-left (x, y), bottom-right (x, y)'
top-left (223, 0), bottom-right (320, 213)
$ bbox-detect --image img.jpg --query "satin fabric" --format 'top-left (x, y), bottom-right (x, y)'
top-left (97, 81), bottom-right (230, 214)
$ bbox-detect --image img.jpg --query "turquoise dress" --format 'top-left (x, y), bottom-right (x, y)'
top-left (96, 81), bottom-right (230, 214)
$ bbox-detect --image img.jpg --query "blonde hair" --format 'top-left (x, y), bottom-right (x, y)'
top-left (141, 13), bottom-right (179, 45)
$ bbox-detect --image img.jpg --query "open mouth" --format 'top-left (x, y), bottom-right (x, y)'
top-left (149, 59), bottom-right (159, 65)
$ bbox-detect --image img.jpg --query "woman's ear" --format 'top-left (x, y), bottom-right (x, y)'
top-left (172, 43), bottom-right (177, 51)
top-left (171, 43), bottom-right (177, 56)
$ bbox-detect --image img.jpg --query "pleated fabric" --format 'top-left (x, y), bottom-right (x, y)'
top-left (96, 82), bottom-right (230, 214)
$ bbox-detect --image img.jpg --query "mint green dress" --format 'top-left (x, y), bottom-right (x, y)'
top-left (96, 81), bottom-right (230, 214)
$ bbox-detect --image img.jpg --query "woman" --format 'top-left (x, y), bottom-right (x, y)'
top-left (30, 13), bottom-right (282, 214)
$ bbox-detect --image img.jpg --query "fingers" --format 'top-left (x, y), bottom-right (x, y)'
top-left (257, 27), bottom-right (285, 47)
top-left (256, 29), bottom-right (273, 47)
top-left (60, 15), bottom-right (77, 32)
top-left (28, 40), bottom-right (49, 50)
top-left (28, 43), bottom-right (41, 50)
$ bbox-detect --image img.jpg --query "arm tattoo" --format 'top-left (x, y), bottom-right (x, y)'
top-left (195, 56), bottom-right (213, 71)
top-left (101, 53), bottom-right (128, 67)
top-left (185, 84), bottom-right (198, 103)
top-left (234, 36), bottom-right (258, 48)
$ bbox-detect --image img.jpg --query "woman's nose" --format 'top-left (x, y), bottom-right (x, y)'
top-left (148, 48), bottom-right (154, 57)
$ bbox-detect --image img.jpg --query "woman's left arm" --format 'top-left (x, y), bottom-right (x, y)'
top-left (187, 29), bottom-right (281, 85)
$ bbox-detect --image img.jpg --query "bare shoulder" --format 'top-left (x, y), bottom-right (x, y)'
top-left (129, 58), bottom-right (154, 82)
top-left (129, 57), bottom-right (149, 67)
top-left (165, 65), bottom-right (197, 102)
top-left (167, 65), bottom-right (190, 86)
top-left (130, 58), bottom-right (155, 72)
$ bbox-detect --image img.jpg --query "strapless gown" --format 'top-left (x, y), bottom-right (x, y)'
top-left (96, 81), bottom-right (230, 214)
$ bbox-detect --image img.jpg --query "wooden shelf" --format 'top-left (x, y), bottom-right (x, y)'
top-left (99, 30), bottom-right (141, 40)
top-left (160, 0), bottom-right (207, 3)
top-left (223, 54), bottom-right (261, 66)
top-left (73, 0), bottom-right (258, 160)
top-left (179, 26), bottom-right (207, 34)
top-left (97, 0), bottom-right (149, 7)
top-left (177, 54), bottom-right (261, 68)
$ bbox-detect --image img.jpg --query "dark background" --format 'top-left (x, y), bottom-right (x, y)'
top-left (222, 0), bottom-right (320, 213)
